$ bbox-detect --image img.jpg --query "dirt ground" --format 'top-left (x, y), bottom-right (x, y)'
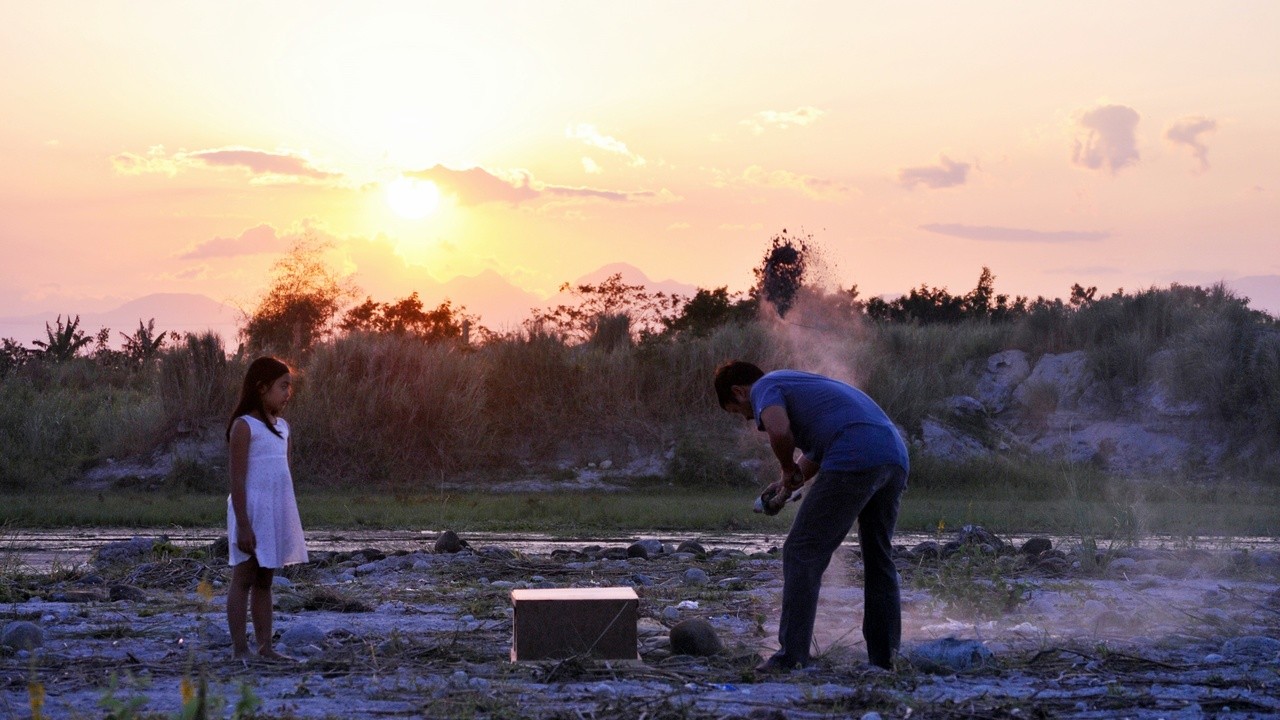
top-left (2, 531), bottom-right (1278, 719)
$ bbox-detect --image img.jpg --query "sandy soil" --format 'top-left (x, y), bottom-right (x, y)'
top-left (2, 532), bottom-right (1278, 719)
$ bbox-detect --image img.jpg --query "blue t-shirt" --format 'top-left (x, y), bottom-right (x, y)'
top-left (750, 369), bottom-right (908, 473)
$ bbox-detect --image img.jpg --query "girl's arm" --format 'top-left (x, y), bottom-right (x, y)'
top-left (228, 417), bottom-right (255, 554)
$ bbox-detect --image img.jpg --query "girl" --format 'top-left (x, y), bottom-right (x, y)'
top-left (225, 356), bottom-right (308, 660)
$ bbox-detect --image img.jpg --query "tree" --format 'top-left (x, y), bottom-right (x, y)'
top-left (661, 286), bottom-right (757, 337)
top-left (32, 315), bottom-right (94, 361)
top-left (753, 229), bottom-right (811, 318)
top-left (117, 319), bottom-right (168, 366)
top-left (339, 293), bottom-right (474, 344)
top-left (242, 234), bottom-right (355, 352)
top-left (528, 273), bottom-right (680, 344)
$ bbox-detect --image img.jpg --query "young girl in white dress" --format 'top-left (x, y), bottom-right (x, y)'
top-left (225, 357), bottom-right (308, 660)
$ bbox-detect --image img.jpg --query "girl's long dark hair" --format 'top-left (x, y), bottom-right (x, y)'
top-left (226, 356), bottom-right (291, 441)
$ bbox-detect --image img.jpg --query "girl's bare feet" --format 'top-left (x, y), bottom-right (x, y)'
top-left (257, 648), bottom-right (296, 662)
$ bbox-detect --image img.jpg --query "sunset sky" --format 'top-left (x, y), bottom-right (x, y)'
top-left (2, 1), bottom-right (1278, 331)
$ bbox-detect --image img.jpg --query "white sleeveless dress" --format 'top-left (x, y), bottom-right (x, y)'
top-left (227, 415), bottom-right (308, 568)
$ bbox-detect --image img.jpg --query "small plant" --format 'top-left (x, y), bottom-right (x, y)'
top-left (914, 549), bottom-right (1030, 618)
top-left (97, 672), bottom-right (150, 719)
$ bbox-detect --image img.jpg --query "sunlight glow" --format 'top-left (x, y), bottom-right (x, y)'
top-left (386, 178), bottom-right (440, 220)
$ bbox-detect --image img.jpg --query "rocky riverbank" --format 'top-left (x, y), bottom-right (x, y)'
top-left (2, 529), bottom-right (1279, 719)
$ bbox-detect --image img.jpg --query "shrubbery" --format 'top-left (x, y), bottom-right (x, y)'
top-left (1, 232), bottom-right (1277, 491)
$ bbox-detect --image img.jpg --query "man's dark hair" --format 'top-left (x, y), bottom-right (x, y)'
top-left (714, 360), bottom-right (765, 408)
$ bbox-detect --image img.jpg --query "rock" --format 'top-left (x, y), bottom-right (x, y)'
top-left (199, 620), bottom-right (231, 647)
top-left (956, 525), bottom-right (1005, 552)
top-left (1106, 557), bottom-right (1137, 576)
top-left (628, 539), bottom-right (663, 559)
top-left (661, 606), bottom-right (681, 622)
top-left (676, 540), bottom-right (706, 556)
top-left (670, 619), bottom-right (723, 656)
top-left (683, 568), bottom-right (709, 586)
top-left (630, 574), bottom-right (654, 587)
top-left (280, 623), bottom-right (327, 649)
top-left (47, 590), bottom-right (105, 603)
top-left (108, 584), bottom-right (147, 602)
top-left (1222, 636), bottom-right (1280, 660)
top-left (91, 537), bottom-right (161, 568)
top-left (433, 530), bottom-right (467, 554)
top-left (975, 350), bottom-right (1031, 414)
top-left (1015, 351), bottom-right (1092, 412)
top-left (1020, 537), bottom-right (1053, 556)
top-left (912, 541), bottom-right (942, 560)
top-left (919, 419), bottom-right (990, 462)
top-left (272, 576), bottom-right (293, 588)
top-left (602, 547), bottom-right (631, 560)
top-left (1, 621), bottom-right (43, 651)
top-left (907, 638), bottom-right (994, 672)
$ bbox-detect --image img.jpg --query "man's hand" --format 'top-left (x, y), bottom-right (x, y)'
top-left (236, 525), bottom-right (257, 555)
top-left (781, 465), bottom-right (806, 492)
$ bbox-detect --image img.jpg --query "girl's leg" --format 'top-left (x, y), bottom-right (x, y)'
top-left (249, 566), bottom-right (278, 656)
top-left (227, 557), bottom-right (259, 657)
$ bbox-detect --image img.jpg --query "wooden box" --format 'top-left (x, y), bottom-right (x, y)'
top-left (510, 587), bottom-right (639, 661)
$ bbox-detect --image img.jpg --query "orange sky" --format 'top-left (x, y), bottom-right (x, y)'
top-left (2, 1), bottom-right (1278, 329)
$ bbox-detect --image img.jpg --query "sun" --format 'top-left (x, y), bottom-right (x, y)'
top-left (386, 177), bottom-right (440, 219)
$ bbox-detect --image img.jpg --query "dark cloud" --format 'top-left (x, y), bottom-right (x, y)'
top-left (1072, 105), bottom-right (1140, 173)
top-left (922, 223), bottom-right (1109, 243)
top-left (1165, 116), bottom-right (1217, 172)
top-left (187, 148), bottom-right (337, 179)
top-left (407, 165), bottom-right (660, 205)
top-left (179, 224), bottom-right (288, 259)
top-left (897, 155), bottom-right (970, 189)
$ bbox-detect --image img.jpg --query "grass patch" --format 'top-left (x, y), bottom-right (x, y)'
top-left (2, 474), bottom-right (1278, 538)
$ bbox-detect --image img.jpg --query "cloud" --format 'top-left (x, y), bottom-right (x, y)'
top-left (110, 145), bottom-right (339, 182)
top-left (582, 157), bottom-right (602, 174)
top-left (921, 223), bottom-right (1110, 243)
top-left (743, 106), bottom-right (825, 134)
top-left (742, 165), bottom-right (851, 199)
top-left (1165, 116), bottom-right (1218, 172)
top-left (666, 222), bottom-right (691, 231)
top-left (897, 155), bottom-right (970, 189)
top-left (187, 147), bottom-right (338, 179)
top-left (1072, 104), bottom-right (1141, 174)
top-left (178, 224), bottom-right (290, 260)
top-left (407, 164), bottom-right (671, 206)
top-left (111, 145), bottom-right (179, 176)
top-left (566, 124), bottom-right (645, 166)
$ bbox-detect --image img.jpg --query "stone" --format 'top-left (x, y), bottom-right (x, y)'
top-left (683, 568), bottom-right (709, 586)
top-left (1, 621), bottom-right (43, 651)
top-left (280, 623), bottom-right (327, 649)
top-left (920, 418), bottom-right (990, 462)
top-left (1020, 537), bottom-right (1053, 556)
top-left (1015, 351), bottom-right (1092, 412)
top-left (911, 541), bottom-right (942, 560)
top-left (907, 638), bottom-right (994, 672)
top-left (1222, 636), bottom-right (1280, 659)
top-left (433, 530), bottom-right (466, 554)
top-left (627, 539), bottom-right (663, 559)
top-left (91, 537), bottom-right (160, 568)
top-left (109, 584), bottom-right (147, 602)
top-left (676, 540), bottom-right (706, 556)
top-left (956, 525), bottom-right (1005, 552)
top-left (975, 350), bottom-right (1031, 414)
top-left (669, 619), bottom-right (723, 656)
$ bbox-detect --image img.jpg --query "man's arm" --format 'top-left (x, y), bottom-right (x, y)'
top-left (759, 405), bottom-right (804, 489)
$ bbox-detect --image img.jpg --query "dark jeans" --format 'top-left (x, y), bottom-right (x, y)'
top-left (769, 463), bottom-right (907, 669)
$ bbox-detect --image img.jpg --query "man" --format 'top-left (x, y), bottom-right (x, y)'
top-left (714, 360), bottom-right (908, 671)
